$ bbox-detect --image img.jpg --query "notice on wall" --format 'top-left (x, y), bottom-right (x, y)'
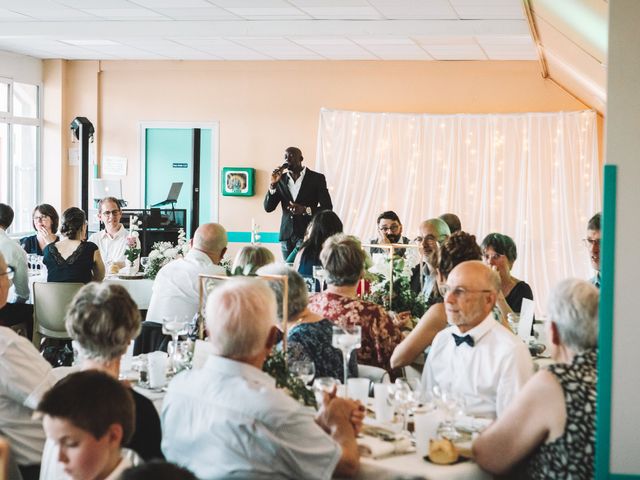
top-left (102, 155), bottom-right (127, 176)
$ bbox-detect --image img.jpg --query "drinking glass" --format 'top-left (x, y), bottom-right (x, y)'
top-left (312, 266), bottom-right (326, 292)
top-left (140, 257), bottom-right (150, 272)
top-left (432, 385), bottom-right (464, 440)
top-left (313, 377), bottom-right (337, 406)
top-left (162, 316), bottom-right (190, 373)
top-left (290, 360), bottom-right (316, 385)
top-left (332, 325), bottom-right (361, 397)
top-left (388, 379), bottom-right (421, 436)
top-left (27, 254), bottom-right (38, 273)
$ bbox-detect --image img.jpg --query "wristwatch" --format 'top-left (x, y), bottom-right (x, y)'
top-left (305, 207), bottom-right (312, 216)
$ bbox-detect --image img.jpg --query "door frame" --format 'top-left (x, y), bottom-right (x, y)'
top-left (138, 121), bottom-right (220, 223)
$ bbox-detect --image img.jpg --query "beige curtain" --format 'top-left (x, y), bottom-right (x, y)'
top-left (316, 108), bottom-right (600, 315)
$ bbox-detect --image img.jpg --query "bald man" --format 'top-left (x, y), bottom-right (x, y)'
top-left (422, 261), bottom-right (533, 418)
top-left (146, 223), bottom-right (228, 323)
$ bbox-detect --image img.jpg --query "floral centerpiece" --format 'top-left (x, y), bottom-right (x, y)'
top-left (144, 228), bottom-right (189, 280)
top-left (123, 215), bottom-right (141, 273)
top-left (364, 251), bottom-right (427, 325)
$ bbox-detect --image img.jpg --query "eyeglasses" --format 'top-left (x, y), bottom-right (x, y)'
top-left (440, 284), bottom-right (493, 299)
top-left (415, 235), bottom-right (446, 243)
top-left (482, 253), bottom-right (504, 262)
top-left (379, 225), bottom-right (400, 233)
top-left (0, 266), bottom-right (15, 281)
top-left (33, 215), bottom-right (49, 222)
top-left (582, 238), bottom-right (600, 248)
top-left (101, 209), bottom-right (121, 217)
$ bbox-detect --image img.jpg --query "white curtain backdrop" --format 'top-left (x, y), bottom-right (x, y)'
top-left (316, 108), bottom-right (601, 315)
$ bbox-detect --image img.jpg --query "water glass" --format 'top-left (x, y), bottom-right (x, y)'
top-left (140, 257), bottom-right (150, 271)
top-left (373, 383), bottom-right (395, 422)
top-left (312, 266), bottom-right (326, 292)
top-left (414, 408), bottom-right (444, 457)
top-left (148, 351), bottom-right (168, 389)
top-left (347, 378), bottom-right (370, 404)
top-left (290, 360), bottom-right (316, 385)
top-left (162, 316), bottom-right (190, 373)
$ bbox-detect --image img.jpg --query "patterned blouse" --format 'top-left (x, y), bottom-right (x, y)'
top-left (308, 291), bottom-right (403, 377)
top-left (523, 348), bottom-right (597, 479)
top-left (286, 319), bottom-right (358, 380)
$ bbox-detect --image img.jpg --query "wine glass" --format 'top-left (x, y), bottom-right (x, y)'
top-left (313, 377), bottom-right (337, 407)
top-left (331, 325), bottom-right (361, 397)
top-left (432, 385), bottom-right (464, 440)
top-left (388, 379), bottom-right (422, 436)
top-left (162, 316), bottom-right (190, 373)
top-left (140, 257), bottom-right (150, 272)
top-left (312, 266), bottom-right (326, 292)
top-left (290, 360), bottom-right (316, 385)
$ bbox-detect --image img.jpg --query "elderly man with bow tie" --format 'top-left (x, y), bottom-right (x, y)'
top-left (422, 261), bottom-right (533, 418)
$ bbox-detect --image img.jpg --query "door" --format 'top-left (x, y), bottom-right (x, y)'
top-left (142, 123), bottom-right (219, 237)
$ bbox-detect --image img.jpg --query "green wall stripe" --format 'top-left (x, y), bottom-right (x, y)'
top-left (227, 231), bottom-right (280, 243)
top-left (596, 164), bottom-right (617, 479)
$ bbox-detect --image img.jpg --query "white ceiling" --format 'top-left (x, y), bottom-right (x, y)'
top-left (0, 0), bottom-right (538, 61)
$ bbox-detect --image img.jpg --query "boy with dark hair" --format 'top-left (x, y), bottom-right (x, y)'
top-left (37, 371), bottom-right (135, 480)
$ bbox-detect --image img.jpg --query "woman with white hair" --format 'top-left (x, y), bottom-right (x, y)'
top-left (259, 264), bottom-right (357, 380)
top-left (473, 278), bottom-right (598, 479)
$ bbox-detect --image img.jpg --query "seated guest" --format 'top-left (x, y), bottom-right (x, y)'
top-left (369, 210), bottom-right (410, 257)
top-left (161, 277), bottom-right (361, 479)
top-left (61, 282), bottom-right (163, 461)
top-left (88, 197), bottom-right (139, 273)
top-left (439, 212), bottom-right (461, 234)
top-left (481, 233), bottom-right (533, 317)
top-left (38, 371), bottom-right (136, 480)
top-left (259, 264), bottom-right (357, 380)
top-left (0, 203), bottom-right (29, 303)
top-left (0, 253), bottom-right (55, 480)
top-left (308, 234), bottom-right (402, 375)
top-left (391, 231), bottom-right (481, 369)
top-left (20, 204), bottom-right (59, 255)
top-left (231, 245), bottom-right (274, 275)
top-left (293, 209), bottom-right (343, 278)
top-left (146, 223), bottom-right (227, 323)
top-left (584, 212), bottom-right (601, 288)
top-left (410, 218), bottom-right (450, 306)
top-left (474, 278), bottom-right (598, 478)
top-left (423, 261), bottom-right (533, 418)
top-left (43, 207), bottom-right (104, 283)
top-left (122, 461), bottom-right (197, 480)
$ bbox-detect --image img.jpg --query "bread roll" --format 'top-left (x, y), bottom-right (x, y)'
top-left (428, 438), bottom-right (459, 465)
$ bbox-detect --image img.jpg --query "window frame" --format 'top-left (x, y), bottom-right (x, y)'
top-left (0, 76), bottom-right (42, 236)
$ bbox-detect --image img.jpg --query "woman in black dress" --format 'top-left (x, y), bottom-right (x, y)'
top-left (481, 232), bottom-right (533, 320)
top-left (42, 207), bottom-right (104, 283)
top-left (20, 203), bottom-right (59, 255)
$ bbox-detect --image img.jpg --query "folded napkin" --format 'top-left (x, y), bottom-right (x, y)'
top-left (454, 416), bottom-right (492, 433)
top-left (358, 435), bottom-right (413, 459)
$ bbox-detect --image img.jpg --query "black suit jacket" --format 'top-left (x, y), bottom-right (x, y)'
top-left (264, 168), bottom-right (333, 241)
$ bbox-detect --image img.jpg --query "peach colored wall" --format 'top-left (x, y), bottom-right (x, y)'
top-left (45, 60), bottom-right (590, 255)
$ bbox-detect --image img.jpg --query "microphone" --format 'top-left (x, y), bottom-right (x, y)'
top-left (275, 162), bottom-right (289, 173)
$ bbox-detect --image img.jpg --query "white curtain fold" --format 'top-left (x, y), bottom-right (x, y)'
top-left (316, 108), bottom-right (600, 315)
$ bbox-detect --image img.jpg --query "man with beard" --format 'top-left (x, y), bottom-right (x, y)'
top-left (369, 211), bottom-right (410, 257)
top-left (264, 147), bottom-right (333, 260)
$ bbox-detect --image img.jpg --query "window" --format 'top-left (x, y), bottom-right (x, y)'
top-left (0, 77), bottom-right (41, 234)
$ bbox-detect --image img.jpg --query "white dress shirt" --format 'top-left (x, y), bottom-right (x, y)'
top-left (286, 166), bottom-right (307, 201)
top-left (88, 224), bottom-right (137, 266)
top-left (0, 327), bottom-right (56, 466)
top-left (161, 355), bottom-right (341, 480)
top-left (423, 314), bottom-right (533, 418)
top-left (145, 249), bottom-right (226, 323)
top-left (0, 228), bottom-right (29, 302)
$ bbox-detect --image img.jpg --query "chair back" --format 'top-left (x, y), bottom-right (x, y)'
top-left (358, 364), bottom-right (391, 384)
top-left (32, 282), bottom-right (84, 348)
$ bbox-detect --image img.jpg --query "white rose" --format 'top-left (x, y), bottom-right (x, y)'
top-left (130, 231), bottom-right (139, 238)
top-left (149, 250), bottom-right (160, 260)
top-left (164, 248), bottom-right (178, 259)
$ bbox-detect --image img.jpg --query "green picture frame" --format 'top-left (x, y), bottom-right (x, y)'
top-left (221, 167), bottom-right (254, 197)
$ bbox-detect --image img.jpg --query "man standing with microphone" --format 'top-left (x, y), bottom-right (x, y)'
top-left (264, 147), bottom-right (333, 259)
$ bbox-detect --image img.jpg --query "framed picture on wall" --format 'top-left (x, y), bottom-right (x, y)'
top-left (221, 167), bottom-right (255, 196)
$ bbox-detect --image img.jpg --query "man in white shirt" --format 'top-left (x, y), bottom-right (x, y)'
top-left (0, 252), bottom-right (56, 480)
top-left (88, 197), bottom-right (138, 272)
top-left (146, 223), bottom-right (227, 323)
top-left (0, 203), bottom-right (29, 303)
top-left (423, 261), bottom-right (533, 418)
top-left (161, 277), bottom-right (361, 479)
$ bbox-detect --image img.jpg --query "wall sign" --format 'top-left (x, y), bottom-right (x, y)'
top-left (221, 167), bottom-right (254, 197)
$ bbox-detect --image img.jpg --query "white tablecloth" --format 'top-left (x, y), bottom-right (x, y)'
top-left (356, 453), bottom-right (489, 480)
top-left (104, 277), bottom-right (154, 309)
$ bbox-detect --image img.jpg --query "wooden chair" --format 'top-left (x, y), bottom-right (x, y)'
top-left (32, 282), bottom-right (84, 349)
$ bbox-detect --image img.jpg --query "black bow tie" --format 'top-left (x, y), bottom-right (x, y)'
top-left (452, 333), bottom-right (474, 347)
